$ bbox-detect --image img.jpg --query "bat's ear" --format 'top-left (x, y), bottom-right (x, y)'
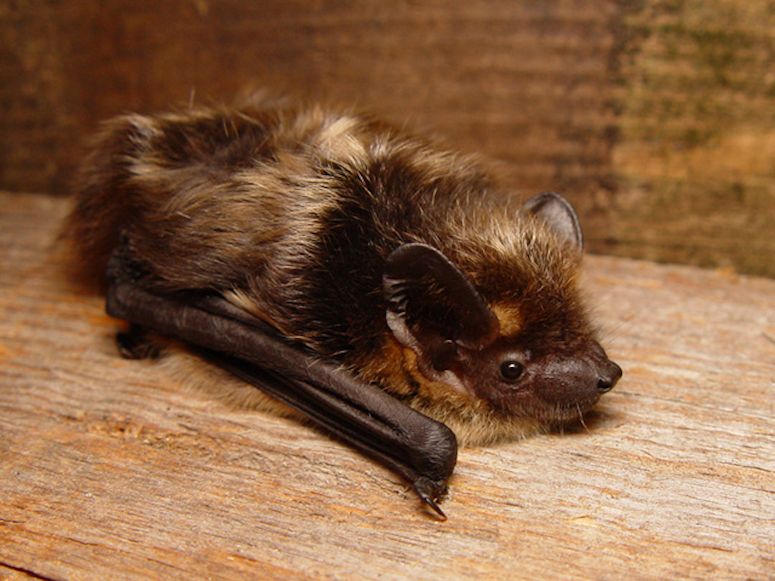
top-left (383, 243), bottom-right (499, 370)
top-left (522, 191), bottom-right (583, 251)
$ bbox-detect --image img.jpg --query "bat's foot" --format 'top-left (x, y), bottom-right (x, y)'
top-left (116, 324), bottom-right (160, 360)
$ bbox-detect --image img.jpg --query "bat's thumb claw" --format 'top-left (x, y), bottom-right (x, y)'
top-left (423, 496), bottom-right (447, 520)
top-left (413, 477), bottom-right (448, 520)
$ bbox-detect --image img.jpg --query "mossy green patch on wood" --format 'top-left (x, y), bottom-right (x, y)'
top-left (602, 0), bottom-right (775, 277)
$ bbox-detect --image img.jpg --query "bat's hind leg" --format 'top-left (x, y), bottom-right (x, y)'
top-left (116, 323), bottom-right (161, 360)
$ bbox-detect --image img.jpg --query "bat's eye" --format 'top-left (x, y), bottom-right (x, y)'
top-left (500, 360), bottom-right (524, 382)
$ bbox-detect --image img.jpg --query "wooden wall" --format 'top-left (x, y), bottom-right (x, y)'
top-left (2, 0), bottom-right (773, 276)
top-left (610, 0), bottom-right (775, 276)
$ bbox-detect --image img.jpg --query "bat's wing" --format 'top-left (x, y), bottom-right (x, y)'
top-left (105, 249), bottom-right (457, 518)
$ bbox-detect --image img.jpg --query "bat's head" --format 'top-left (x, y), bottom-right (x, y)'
top-left (383, 192), bottom-right (621, 436)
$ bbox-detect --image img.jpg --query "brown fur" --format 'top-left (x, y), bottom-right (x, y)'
top-left (65, 94), bottom-right (611, 446)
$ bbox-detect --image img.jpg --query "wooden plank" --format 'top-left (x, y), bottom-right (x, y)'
top-left (3, 1), bottom-right (774, 276)
top-left (0, 1), bottom-right (617, 200)
top-left (0, 191), bottom-right (773, 579)
top-left (605, 0), bottom-right (775, 278)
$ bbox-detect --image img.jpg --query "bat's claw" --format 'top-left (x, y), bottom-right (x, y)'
top-left (423, 496), bottom-right (447, 520)
top-left (413, 477), bottom-right (448, 520)
top-left (116, 324), bottom-right (160, 360)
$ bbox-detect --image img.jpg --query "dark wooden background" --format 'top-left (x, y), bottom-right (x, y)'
top-left (2, 0), bottom-right (773, 276)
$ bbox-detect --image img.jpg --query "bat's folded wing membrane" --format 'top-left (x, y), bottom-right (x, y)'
top-left (105, 257), bottom-right (457, 517)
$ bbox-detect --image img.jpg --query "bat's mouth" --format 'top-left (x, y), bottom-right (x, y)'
top-left (533, 394), bottom-right (602, 424)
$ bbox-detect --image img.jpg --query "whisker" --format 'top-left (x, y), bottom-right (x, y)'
top-left (576, 403), bottom-right (589, 433)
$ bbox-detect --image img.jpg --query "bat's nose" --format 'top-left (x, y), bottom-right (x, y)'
top-left (597, 360), bottom-right (622, 393)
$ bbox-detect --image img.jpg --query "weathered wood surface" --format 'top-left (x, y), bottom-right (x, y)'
top-left (1, 0), bottom-right (618, 197)
top-left (0, 191), bottom-right (773, 580)
top-left (3, 0), bottom-right (774, 277)
top-left (608, 0), bottom-right (775, 278)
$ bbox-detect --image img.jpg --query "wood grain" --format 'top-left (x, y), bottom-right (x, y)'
top-left (604, 0), bottom-right (775, 277)
top-left (0, 1), bottom-right (618, 203)
top-left (0, 191), bottom-right (773, 579)
top-left (3, 1), bottom-right (773, 276)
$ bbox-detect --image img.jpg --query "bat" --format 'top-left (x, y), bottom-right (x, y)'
top-left (65, 94), bottom-right (622, 518)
